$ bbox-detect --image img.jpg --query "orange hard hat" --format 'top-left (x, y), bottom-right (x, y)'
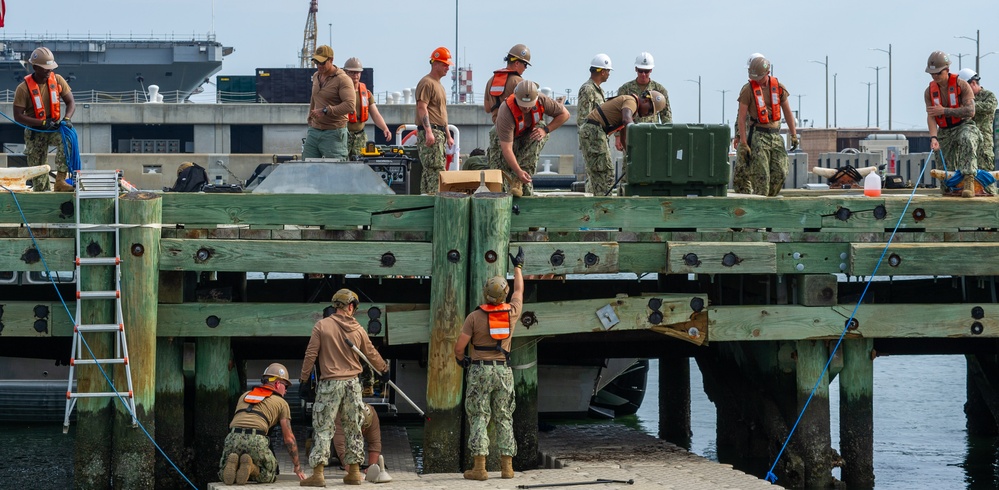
top-left (430, 46), bottom-right (454, 66)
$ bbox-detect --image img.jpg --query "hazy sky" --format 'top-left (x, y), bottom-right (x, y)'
top-left (4, 0), bottom-right (997, 130)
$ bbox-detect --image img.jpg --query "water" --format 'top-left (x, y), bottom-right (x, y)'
top-left (3, 356), bottom-right (998, 488)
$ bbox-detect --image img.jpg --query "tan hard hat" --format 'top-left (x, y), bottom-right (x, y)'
top-left (748, 57), bottom-right (771, 81)
top-left (30, 47), bottom-right (58, 69)
top-left (508, 44), bottom-right (531, 65)
top-left (926, 51), bottom-right (951, 73)
top-left (646, 90), bottom-right (667, 114)
top-left (362, 403), bottom-right (374, 428)
top-left (312, 45), bottom-right (334, 64)
top-left (332, 288), bottom-right (360, 309)
top-left (483, 276), bottom-right (509, 305)
top-left (513, 79), bottom-right (540, 108)
top-left (344, 57), bottom-right (363, 72)
top-left (262, 363), bottom-right (291, 385)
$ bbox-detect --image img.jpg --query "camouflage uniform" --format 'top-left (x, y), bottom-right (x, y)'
top-left (972, 88), bottom-right (997, 169)
top-left (25, 128), bottom-right (69, 192)
top-left (218, 432), bottom-right (279, 483)
top-left (347, 129), bottom-right (367, 160)
top-left (576, 79), bottom-right (605, 127)
top-left (939, 123), bottom-right (995, 194)
top-left (747, 132), bottom-right (788, 197)
top-left (487, 127), bottom-right (550, 196)
top-left (463, 154), bottom-right (489, 171)
top-left (466, 364), bottom-right (517, 457)
top-left (417, 128), bottom-right (447, 194)
top-left (617, 80), bottom-right (672, 123)
top-left (309, 378), bottom-right (366, 468)
top-left (579, 123), bottom-right (615, 196)
top-left (731, 111), bottom-right (753, 194)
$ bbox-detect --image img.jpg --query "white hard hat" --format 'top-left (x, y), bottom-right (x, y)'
top-left (746, 52), bottom-right (766, 68)
top-left (957, 67), bottom-right (980, 83)
top-left (635, 52), bottom-right (654, 70)
top-left (590, 53), bottom-right (612, 70)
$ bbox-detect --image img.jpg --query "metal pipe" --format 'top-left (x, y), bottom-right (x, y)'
top-left (517, 479), bottom-right (634, 489)
top-left (345, 338), bottom-right (428, 418)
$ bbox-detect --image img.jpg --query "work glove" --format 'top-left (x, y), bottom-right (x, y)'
top-left (62, 118), bottom-right (73, 129)
top-left (299, 379), bottom-right (310, 399)
top-left (456, 356), bottom-right (471, 368)
top-left (376, 370), bottom-right (391, 383)
top-left (737, 143), bottom-right (752, 162)
top-left (789, 134), bottom-right (799, 151)
top-left (43, 119), bottom-right (59, 131)
top-left (509, 246), bottom-right (525, 269)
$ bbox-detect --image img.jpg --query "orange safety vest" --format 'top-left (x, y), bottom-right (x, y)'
top-left (25, 73), bottom-right (61, 121)
top-left (235, 385), bottom-right (277, 426)
top-left (749, 76), bottom-right (781, 124)
top-left (348, 82), bottom-right (369, 123)
top-left (928, 74), bottom-right (963, 129)
top-left (479, 303), bottom-right (512, 340)
top-left (505, 94), bottom-right (544, 137)
top-left (489, 69), bottom-right (518, 111)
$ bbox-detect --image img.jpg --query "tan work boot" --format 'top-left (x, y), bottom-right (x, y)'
top-left (300, 464), bottom-right (325, 487)
top-left (500, 455), bottom-right (514, 479)
top-left (235, 453), bottom-right (259, 484)
top-left (53, 171), bottom-right (75, 192)
top-left (463, 455), bottom-right (489, 481)
top-left (962, 175), bottom-right (976, 198)
top-left (222, 452), bottom-right (239, 485)
top-left (343, 463), bottom-right (363, 485)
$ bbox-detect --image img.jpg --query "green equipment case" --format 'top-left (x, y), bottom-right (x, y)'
top-left (623, 123), bottom-right (731, 196)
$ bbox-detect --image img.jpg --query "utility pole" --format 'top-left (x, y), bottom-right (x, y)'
top-left (956, 30), bottom-right (981, 74)
top-left (685, 76), bottom-right (701, 123)
top-left (868, 66), bottom-right (883, 128)
top-left (872, 44), bottom-right (892, 130)
top-left (716, 89), bottom-right (728, 124)
top-left (861, 81), bottom-right (873, 128)
top-left (809, 56), bottom-right (829, 128)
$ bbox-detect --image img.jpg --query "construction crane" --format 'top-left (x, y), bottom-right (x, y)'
top-left (299, 0), bottom-right (318, 68)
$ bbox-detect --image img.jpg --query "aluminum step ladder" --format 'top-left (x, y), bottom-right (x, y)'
top-left (63, 169), bottom-right (136, 432)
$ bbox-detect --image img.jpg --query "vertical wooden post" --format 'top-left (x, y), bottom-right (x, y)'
top-left (468, 192), bottom-right (520, 471)
top-left (74, 197), bottom-right (115, 490)
top-left (155, 337), bottom-right (188, 490)
top-left (113, 192), bottom-right (161, 488)
top-left (659, 356), bottom-right (692, 449)
top-left (795, 339), bottom-right (832, 488)
top-left (840, 338), bottom-right (875, 489)
top-left (422, 192), bottom-right (471, 474)
top-left (194, 337), bottom-right (231, 487)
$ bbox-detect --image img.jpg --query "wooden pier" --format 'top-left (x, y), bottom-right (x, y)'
top-left (4, 189), bottom-right (999, 489)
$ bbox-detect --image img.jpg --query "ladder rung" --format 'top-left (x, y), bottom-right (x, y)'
top-left (68, 391), bottom-right (133, 399)
top-left (76, 257), bottom-right (120, 266)
top-left (72, 358), bottom-right (127, 366)
top-left (77, 290), bottom-right (120, 299)
top-left (76, 324), bottom-right (123, 333)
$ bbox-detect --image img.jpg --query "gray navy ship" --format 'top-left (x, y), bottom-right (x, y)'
top-left (0, 35), bottom-right (232, 102)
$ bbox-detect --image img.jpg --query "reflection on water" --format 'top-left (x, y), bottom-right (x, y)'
top-left (0, 423), bottom-right (74, 489)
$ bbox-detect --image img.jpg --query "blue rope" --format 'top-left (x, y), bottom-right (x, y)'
top-left (0, 109), bottom-right (74, 181)
top-left (764, 151), bottom-right (935, 484)
top-left (0, 183), bottom-right (198, 489)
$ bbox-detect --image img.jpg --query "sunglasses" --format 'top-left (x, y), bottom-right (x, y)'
top-left (637, 69), bottom-right (652, 75)
top-left (931, 70), bottom-right (945, 76)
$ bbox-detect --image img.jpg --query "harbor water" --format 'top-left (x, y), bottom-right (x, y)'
top-left (2, 356), bottom-right (997, 488)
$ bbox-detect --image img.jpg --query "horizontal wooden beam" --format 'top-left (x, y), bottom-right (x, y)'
top-left (513, 242), bottom-right (620, 275)
top-left (156, 303), bottom-right (389, 337)
top-left (850, 242), bottom-right (999, 276)
top-left (667, 242), bottom-right (776, 274)
top-left (0, 193), bottom-right (76, 225)
top-left (0, 238), bottom-right (75, 271)
top-left (0, 302), bottom-right (74, 337)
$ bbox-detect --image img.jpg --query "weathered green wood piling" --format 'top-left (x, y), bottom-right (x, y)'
top-left (194, 337), bottom-right (231, 487)
top-left (510, 337), bottom-right (538, 470)
top-left (112, 192), bottom-right (161, 488)
top-left (155, 337), bottom-right (188, 489)
top-left (422, 192), bottom-right (471, 474)
top-left (966, 351), bottom-right (999, 435)
top-left (659, 356), bottom-right (692, 448)
top-left (74, 197), bottom-right (116, 490)
top-left (840, 338), bottom-right (874, 489)
top-left (795, 340), bottom-right (832, 488)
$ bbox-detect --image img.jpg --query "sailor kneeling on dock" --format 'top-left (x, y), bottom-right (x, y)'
top-left (219, 363), bottom-right (306, 485)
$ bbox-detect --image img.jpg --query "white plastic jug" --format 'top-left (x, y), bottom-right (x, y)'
top-left (864, 172), bottom-right (882, 197)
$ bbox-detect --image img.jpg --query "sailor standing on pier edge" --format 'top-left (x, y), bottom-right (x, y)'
top-left (737, 56), bottom-right (797, 197)
top-left (454, 247), bottom-right (526, 481)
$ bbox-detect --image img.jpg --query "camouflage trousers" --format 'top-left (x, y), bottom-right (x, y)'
top-left (309, 378), bottom-right (365, 468)
top-left (347, 129), bottom-right (367, 160)
top-left (579, 124), bottom-right (615, 196)
top-left (417, 128), bottom-right (447, 195)
top-left (732, 152), bottom-right (752, 194)
top-left (302, 127), bottom-right (348, 160)
top-left (747, 131), bottom-right (788, 197)
top-left (24, 128), bottom-right (69, 192)
top-left (487, 126), bottom-right (550, 196)
top-left (217, 432), bottom-right (279, 483)
top-left (465, 364), bottom-right (517, 457)
top-left (939, 123), bottom-right (995, 194)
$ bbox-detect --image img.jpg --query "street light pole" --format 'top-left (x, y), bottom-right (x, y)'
top-left (957, 29), bottom-right (981, 74)
top-left (686, 76), bottom-right (702, 123)
top-left (809, 56), bottom-right (829, 128)
top-left (833, 73), bottom-right (837, 128)
top-left (717, 89), bottom-right (729, 124)
top-left (796, 94), bottom-right (805, 126)
top-left (952, 53), bottom-right (968, 70)
top-left (872, 44), bottom-right (892, 130)
top-left (868, 66), bottom-right (883, 128)
top-left (861, 81), bottom-right (874, 127)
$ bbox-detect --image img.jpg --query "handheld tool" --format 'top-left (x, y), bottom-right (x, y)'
top-left (344, 338), bottom-right (429, 420)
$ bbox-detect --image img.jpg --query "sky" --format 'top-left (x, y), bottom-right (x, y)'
top-left (3, 0), bottom-right (998, 131)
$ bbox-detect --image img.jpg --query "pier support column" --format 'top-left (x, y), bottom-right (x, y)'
top-left (510, 338), bottom-right (538, 470)
top-left (113, 192), bottom-right (161, 488)
top-left (194, 337), bottom-right (231, 487)
top-left (795, 339), bottom-right (833, 488)
top-left (155, 337), bottom-right (188, 490)
top-left (423, 192), bottom-right (471, 474)
top-left (658, 356), bottom-right (692, 449)
top-left (74, 197), bottom-right (115, 490)
top-left (840, 338), bottom-right (874, 489)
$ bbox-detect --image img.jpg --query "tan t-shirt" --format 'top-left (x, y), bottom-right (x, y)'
top-left (309, 66), bottom-right (356, 130)
top-left (483, 70), bottom-right (523, 123)
top-left (460, 297), bottom-right (524, 361)
top-left (585, 95), bottom-right (640, 132)
top-left (415, 74), bottom-right (448, 127)
top-left (737, 79), bottom-right (790, 130)
top-left (13, 74), bottom-right (72, 124)
top-left (228, 389), bottom-right (292, 432)
top-left (495, 94), bottom-right (567, 143)
top-left (347, 84), bottom-right (375, 132)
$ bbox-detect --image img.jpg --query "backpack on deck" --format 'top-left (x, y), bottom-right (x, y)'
top-left (165, 162), bottom-right (208, 192)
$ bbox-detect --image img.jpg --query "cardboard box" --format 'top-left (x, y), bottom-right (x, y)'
top-left (438, 169), bottom-right (504, 194)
